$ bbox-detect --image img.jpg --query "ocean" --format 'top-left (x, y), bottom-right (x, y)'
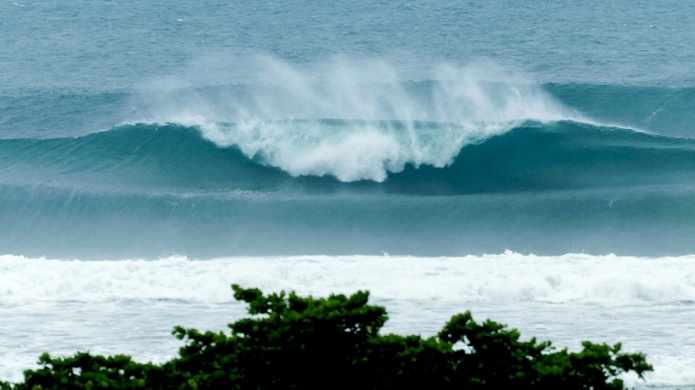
top-left (1, 0), bottom-right (694, 387)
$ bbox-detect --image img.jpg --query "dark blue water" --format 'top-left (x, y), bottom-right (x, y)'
top-left (1, 0), bottom-right (694, 258)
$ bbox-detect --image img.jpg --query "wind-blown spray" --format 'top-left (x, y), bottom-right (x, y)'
top-left (136, 57), bottom-right (580, 181)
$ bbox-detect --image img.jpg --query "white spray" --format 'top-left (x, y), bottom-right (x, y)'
top-left (135, 56), bottom-right (580, 182)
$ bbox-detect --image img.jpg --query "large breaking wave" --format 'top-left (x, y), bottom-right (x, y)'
top-left (2, 59), bottom-right (695, 258)
top-left (2, 120), bottom-right (695, 194)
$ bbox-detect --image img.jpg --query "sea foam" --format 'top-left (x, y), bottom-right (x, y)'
top-left (132, 58), bottom-right (582, 181)
top-left (2, 252), bottom-right (694, 306)
top-left (2, 253), bottom-right (695, 387)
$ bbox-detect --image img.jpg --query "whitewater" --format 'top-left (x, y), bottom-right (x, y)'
top-left (2, 253), bottom-right (695, 386)
top-left (2, 0), bottom-right (695, 388)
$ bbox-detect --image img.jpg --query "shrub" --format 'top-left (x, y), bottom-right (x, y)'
top-left (2, 285), bottom-right (652, 389)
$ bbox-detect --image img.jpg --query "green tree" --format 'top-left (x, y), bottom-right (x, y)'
top-left (5, 353), bottom-right (165, 390)
top-left (3, 285), bottom-right (652, 389)
top-left (439, 312), bottom-right (651, 389)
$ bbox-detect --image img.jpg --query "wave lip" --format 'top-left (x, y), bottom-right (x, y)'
top-left (199, 118), bottom-right (498, 182)
top-left (134, 59), bottom-right (582, 182)
top-left (2, 118), bottom-right (695, 196)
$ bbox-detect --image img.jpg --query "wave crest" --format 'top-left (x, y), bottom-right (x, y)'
top-left (135, 58), bottom-right (581, 181)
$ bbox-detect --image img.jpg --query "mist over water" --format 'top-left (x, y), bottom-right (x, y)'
top-left (131, 57), bottom-right (582, 181)
top-left (1, 56), bottom-right (694, 259)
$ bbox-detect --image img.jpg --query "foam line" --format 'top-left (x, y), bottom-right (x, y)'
top-left (2, 253), bottom-right (695, 306)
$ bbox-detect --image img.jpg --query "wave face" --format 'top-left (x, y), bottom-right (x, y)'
top-left (2, 120), bottom-right (695, 193)
top-left (547, 84), bottom-right (695, 138)
top-left (2, 118), bottom-right (695, 258)
top-left (1, 60), bottom-right (695, 258)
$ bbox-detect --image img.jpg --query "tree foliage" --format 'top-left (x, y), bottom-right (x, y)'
top-left (1, 285), bottom-right (652, 389)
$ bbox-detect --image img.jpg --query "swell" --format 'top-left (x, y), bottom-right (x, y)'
top-left (0, 123), bottom-right (291, 193)
top-left (2, 121), bottom-right (695, 195)
top-left (0, 90), bottom-right (129, 139)
top-left (2, 81), bottom-right (694, 139)
top-left (545, 83), bottom-right (695, 137)
top-left (4, 120), bottom-right (695, 258)
top-left (3, 181), bottom-right (695, 258)
top-left (387, 121), bottom-right (695, 194)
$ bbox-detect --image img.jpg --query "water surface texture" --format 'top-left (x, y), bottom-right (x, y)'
top-left (1, 1), bottom-right (694, 387)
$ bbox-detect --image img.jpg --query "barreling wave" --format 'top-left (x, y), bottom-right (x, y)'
top-left (3, 56), bottom-right (695, 258)
top-left (3, 120), bottom-right (695, 258)
top-left (3, 58), bottom-right (695, 142)
top-left (2, 119), bottom-right (695, 195)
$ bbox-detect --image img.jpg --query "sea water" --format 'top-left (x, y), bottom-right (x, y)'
top-left (1, 0), bottom-right (695, 387)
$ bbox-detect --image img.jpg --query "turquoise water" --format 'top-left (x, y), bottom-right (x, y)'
top-left (1, 0), bottom-right (695, 386)
top-left (2, 120), bottom-right (695, 258)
